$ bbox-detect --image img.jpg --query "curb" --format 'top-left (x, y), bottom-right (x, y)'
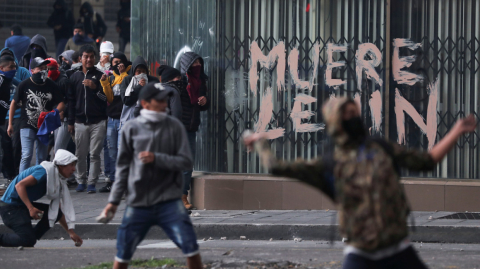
top-left (2, 224), bottom-right (479, 244)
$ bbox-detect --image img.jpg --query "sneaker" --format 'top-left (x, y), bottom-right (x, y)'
top-left (87, 184), bottom-right (96, 193)
top-left (99, 182), bottom-right (112, 193)
top-left (76, 184), bottom-right (86, 192)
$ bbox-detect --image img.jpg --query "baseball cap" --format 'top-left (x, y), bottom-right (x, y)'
top-left (30, 57), bottom-right (51, 69)
top-left (100, 41), bottom-right (114, 54)
top-left (139, 82), bottom-right (174, 101)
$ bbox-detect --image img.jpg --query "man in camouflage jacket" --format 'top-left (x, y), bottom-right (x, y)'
top-left (245, 97), bottom-right (477, 268)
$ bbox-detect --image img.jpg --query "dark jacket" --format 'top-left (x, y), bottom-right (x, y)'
top-left (52, 70), bottom-right (70, 119)
top-left (108, 115), bottom-right (193, 207)
top-left (68, 67), bottom-right (107, 125)
top-left (120, 56), bottom-right (159, 123)
top-left (178, 52), bottom-right (210, 132)
top-left (47, 0), bottom-right (75, 40)
top-left (117, 0), bottom-right (131, 40)
top-left (78, 2), bottom-right (107, 39)
top-left (66, 63), bottom-right (82, 78)
top-left (20, 35), bottom-right (52, 70)
top-left (0, 74), bottom-right (13, 125)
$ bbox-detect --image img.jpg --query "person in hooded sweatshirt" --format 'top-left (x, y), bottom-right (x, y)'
top-left (58, 49), bottom-right (75, 72)
top-left (68, 45), bottom-right (107, 194)
top-left (64, 23), bottom-right (99, 55)
top-left (47, 0), bottom-right (75, 58)
top-left (0, 56), bottom-right (16, 185)
top-left (101, 83), bottom-right (202, 269)
top-left (178, 52), bottom-right (210, 210)
top-left (96, 41), bottom-right (115, 72)
top-left (9, 57), bottom-right (65, 173)
top-left (20, 34), bottom-right (51, 71)
top-left (78, 2), bottom-right (107, 46)
top-left (0, 48), bottom-right (31, 183)
top-left (66, 51), bottom-right (82, 78)
top-left (0, 149), bottom-right (83, 247)
top-left (244, 97), bottom-right (477, 269)
top-left (4, 25), bottom-right (30, 62)
top-left (116, 0), bottom-right (131, 53)
top-left (156, 65), bottom-right (185, 120)
top-left (119, 56), bottom-right (159, 126)
top-left (98, 52), bottom-right (131, 193)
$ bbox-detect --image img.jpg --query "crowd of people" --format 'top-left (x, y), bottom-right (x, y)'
top-left (0, 1), bottom-right (207, 268)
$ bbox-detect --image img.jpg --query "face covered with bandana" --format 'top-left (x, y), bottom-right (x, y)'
top-left (31, 65), bottom-right (49, 84)
top-left (341, 101), bottom-right (367, 143)
top-left (0, 59), bottom-right (17, 80)
top-left (46, 58), bottom-right (61, 81)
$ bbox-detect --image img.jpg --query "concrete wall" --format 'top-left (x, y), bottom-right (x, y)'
top-left (190, 174), bottom-right (480, 212)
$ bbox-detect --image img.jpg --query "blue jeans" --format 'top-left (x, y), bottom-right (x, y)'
top-left (19, 128), bottom-right (48, 173)
top-left (182, 131), bottom-right (196, 195)
top-left (116, 199), bottom-right (199, 263)
top-left (106, 118), bottom-right (122, 181)
top-left (0, 202), bottom-right (63, 247)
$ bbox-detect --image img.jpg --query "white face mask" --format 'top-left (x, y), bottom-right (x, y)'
top-left (135, 73), bottom-right (148, 82)
top-left (40, 70), bottom-right (49, 82)
top-left (140, 108), bottom-right (168, 122)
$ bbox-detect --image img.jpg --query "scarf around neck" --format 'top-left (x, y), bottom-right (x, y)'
top-left (140, 109), bottom-right (168, 122)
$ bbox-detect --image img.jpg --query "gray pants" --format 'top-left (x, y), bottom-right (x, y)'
top-left (54, 121), bottom-right (71, 153)
top-left (74, 121), bottom-right (107, 185)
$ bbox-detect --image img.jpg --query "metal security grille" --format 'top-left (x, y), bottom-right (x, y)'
top-left (0, 0), bottom-right (74, 28)
top-left (132, 0), bottom-right (480, 178)
top-left (437, 213), bottom-right (480, 220)
top-left (217, 0), bottom-right (387, 173)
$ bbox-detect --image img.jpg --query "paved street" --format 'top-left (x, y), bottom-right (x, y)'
top-left (1, 240), bottom-right (479, 269)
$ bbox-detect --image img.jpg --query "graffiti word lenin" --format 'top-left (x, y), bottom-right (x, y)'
top-left (249, 38), bottom-right (438, 149)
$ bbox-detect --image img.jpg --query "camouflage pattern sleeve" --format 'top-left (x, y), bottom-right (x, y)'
top-left (254, 139), bottom-right (326, 190)
top-left (389, 141), bottom-right (436, 171)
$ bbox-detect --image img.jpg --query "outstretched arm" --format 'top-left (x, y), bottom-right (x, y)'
top-left (430, 114), bottom-right (477, 163)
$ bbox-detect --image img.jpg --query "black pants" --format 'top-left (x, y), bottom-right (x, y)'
top-left (1, 119), bottom-right (21, 179)
top-left (343, 246), bottom-right (428, 269)
top-left (0, 202), bottom-right (63, 247)
top-left (119, 37), bottom-right (130, 53)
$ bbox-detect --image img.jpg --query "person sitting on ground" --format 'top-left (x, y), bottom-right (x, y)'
top-left (0, 149), bottom-right (83, 247)
top-left (98, 52), bottom-right (131, 193)
top-left (101, 82), bottom-right (202, 269)
top-left (244, 97), bottom-right (477, 269)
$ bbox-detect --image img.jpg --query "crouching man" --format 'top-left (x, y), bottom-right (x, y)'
top-left (0, 149), bottom-right (83, 247)
top-left (100, 83), bottom-right (202, 269)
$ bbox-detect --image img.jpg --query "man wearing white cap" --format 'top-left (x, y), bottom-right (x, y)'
top-left (96, 41), bottom-right (114, 72)
top-left (0, 149), bottom-right (83, 247)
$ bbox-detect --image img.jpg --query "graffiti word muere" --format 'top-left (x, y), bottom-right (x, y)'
top-left (249, 38), bottom-right (438, 149)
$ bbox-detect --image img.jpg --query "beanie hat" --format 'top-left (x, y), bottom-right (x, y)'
top-left (157, 65), bottom-right (181, 82)
top-left (100, 41), bottom-right (114, 54)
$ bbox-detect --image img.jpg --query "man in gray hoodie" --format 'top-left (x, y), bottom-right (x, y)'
top-left (101, 82), bottom-right (202, 269)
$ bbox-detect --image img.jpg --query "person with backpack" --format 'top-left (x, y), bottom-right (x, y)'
top-left (78, 2), bottom-right (107, 47)
top-left (244, 97), bottom-right (477, 269)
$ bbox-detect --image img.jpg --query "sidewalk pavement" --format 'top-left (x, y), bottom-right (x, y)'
top-left (1, 182), bottom-right (480, 244)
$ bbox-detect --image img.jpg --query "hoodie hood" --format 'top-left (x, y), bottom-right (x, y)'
top-left (180, 52), bottom-right (207, 79)
top-left (53, 0), bottom-right (67, 10)
top-left (1, 47), bottom-right (19, 64)
top-left (80, 2), bottom-right (94, 17)
top-left (131, 56), bottom-right (148, 74)
top-left (23, 34), bottom-right (48, 58)
top-left (322, 96), bottom-right (361, 147)
top-left (59, 50), bottom-right (75, 64)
